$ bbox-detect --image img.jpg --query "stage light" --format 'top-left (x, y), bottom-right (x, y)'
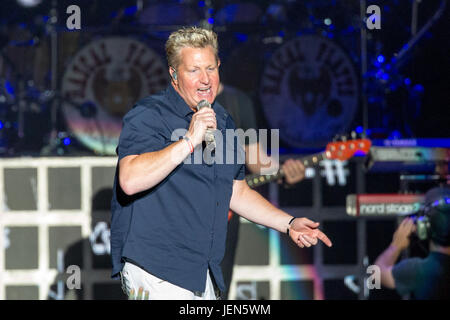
top-left (0, 120), bottom-right (4, 130)
top-left (324, 18), bottom-right (332, 26)
top-left (16, 0), bottom-right (42, 8)
top-left (389, 130), bottom-right (402, 139)
top-left (355, 126), bottom-right (364, 134)
top-left (377, 55), bottom-right (385, 63)
top-left (413, 84), bottom-right (424, 93)
top-left (63, 137), bottom-right (71, 146)
top-left (5, 81), bottom-right (15, 97)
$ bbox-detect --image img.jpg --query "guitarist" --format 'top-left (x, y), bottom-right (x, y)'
top-left (216, 82), bottom-right (306, 299)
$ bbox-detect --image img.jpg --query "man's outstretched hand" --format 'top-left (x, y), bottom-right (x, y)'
top-left (289, 218), bottom-right (333, 248)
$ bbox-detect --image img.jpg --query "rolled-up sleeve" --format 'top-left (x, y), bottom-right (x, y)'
top-left (117, 105), bottom-right (167, 160)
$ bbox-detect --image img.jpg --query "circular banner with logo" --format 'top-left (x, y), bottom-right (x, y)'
top-left (259, 35), bottom-right (359, 147)
top-left (61, 36), bottom-right (168, 155)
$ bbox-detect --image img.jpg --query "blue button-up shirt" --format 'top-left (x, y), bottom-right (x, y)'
top-left (111, 84), bottom-right (245, 293)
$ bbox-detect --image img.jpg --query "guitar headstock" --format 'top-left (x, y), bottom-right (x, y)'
top-left (326, 134), bottom-right (372, 161)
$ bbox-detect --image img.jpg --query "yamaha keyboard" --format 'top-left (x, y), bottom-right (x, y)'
top-left (366, 147), bottom-right (450, 172)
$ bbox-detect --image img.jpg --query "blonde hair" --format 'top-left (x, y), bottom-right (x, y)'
top-left (165, 26), bottom-right (219, 69)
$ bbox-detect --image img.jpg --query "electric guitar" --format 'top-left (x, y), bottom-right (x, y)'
top-left (227, 138), bottom-right (372, 221)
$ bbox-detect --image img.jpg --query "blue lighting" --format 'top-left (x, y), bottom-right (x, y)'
top-left (207, 17), bottom-right (214, 24)
top-left (413, 84), bottom-right (424, 92)
top-left (278, 31), bottom-right (285, 37)
top-left (377, 55), bottom-right (385, 63)
top-left (355, 126), bottom-right (364, 134)
top-left (389, 130), bottom-right (402, 139)
top-left (404, 78), bottom-right (411, 86)
top-left (0, 120), bottom-right (3, 130)
top-left (124, 6), bottom-right (137, 16)
top-left (343, 26), bottom-right (355, 35)
top-left (234, 32), bottom-right (248, 43)
top-left (5, 81), bottom-right (14, 96)
top-left (223, 4), bottom-right (238, 22)
top-left (198, 0), bottom-right (205, 7)
top-left (63, 138), bottom-right (71, 146)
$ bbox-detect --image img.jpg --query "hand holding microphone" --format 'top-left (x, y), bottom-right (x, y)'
top-left (197, 100), bottom-right (216, 150)
top-left (185, 100), bottom-right (217, 149)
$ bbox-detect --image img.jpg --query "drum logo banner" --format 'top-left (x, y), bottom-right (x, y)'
top-left (260, 35), bottom-right (359, 147)
top-left (62, 37), bottom-right (168, 155)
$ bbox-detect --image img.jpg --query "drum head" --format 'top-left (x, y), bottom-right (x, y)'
top-left (61, 36), bottom-right (168, 155)
top-left (259, 35), bottom-right (359, 148)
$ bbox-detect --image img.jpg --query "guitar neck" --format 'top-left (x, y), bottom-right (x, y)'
top-left (245, 151), bottom-right (329, 188)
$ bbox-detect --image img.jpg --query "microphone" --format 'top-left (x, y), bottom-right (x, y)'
top-left (196, 99), bottom-right (216, 150)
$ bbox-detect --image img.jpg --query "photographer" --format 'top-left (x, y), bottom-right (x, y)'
top-left (374, 186), bottom-right (450, 299)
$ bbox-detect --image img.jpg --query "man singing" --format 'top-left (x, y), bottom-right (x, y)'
top-left (111, 26), bottom-right (332, 300)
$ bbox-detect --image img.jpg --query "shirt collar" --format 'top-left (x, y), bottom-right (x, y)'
top-left (167, 84), bottom-right (195, 117)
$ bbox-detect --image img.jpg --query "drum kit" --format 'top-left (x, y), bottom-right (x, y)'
top-left (0, 0), bottom-right (445, 155)
top-left (0, 0), bottom-right (173, 156)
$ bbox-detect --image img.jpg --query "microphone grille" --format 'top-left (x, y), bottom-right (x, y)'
top-left (196, 99), bottom-right (211, 111)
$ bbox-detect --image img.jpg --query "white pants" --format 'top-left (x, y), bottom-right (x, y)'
top-left (120, 262), bottom-right (218, 300)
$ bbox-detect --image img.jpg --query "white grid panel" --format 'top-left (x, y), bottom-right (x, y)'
top-left (0, 157), bottom-right (117, 300)
top-left (229, 223), bottom-right (324, 300)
